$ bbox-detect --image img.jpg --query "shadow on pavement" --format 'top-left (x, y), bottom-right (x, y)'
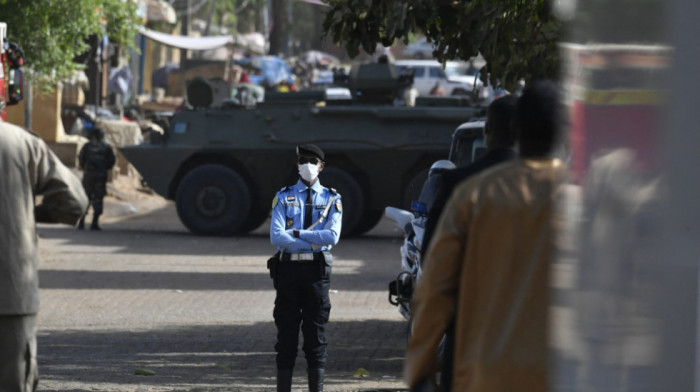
top-left (37, 224), bottom-right (403, 294)
top-left (37, 320), bottom-right (408, 392)
top-left (38, 269), bottom-right (393, 293)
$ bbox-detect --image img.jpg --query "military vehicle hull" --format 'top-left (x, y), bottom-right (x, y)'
top-left (121, 101), bottom-right (482, 236)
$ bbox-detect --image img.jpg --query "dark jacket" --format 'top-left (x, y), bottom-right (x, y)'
top-left (79, 140), bottom-right (116, 176)
top-left (421, 148), bottom-right (517, 257)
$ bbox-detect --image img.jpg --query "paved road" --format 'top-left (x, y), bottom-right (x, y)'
top-left (35, 197), bottom-right (410, 391)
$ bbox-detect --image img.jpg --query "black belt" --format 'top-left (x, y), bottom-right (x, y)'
top-left (280, 252), bottom-right (324, 262)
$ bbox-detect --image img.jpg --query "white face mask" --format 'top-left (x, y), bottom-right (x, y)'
top-left (298, 163), bottom-right (320, 182)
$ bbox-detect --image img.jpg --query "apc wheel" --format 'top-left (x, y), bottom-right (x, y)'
top-left (353, 209), bottom-right (384, 235)
top-left (242, 205), bottom-right (269, 232)
top-left (319, 167), bottom-right (365, 236)
top-left (176, 164), bottom-right (252, 236)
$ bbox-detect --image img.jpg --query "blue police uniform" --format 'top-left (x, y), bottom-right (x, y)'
top-left (269, 179), bottom-right (342, 374)
top-left (270, 179), bottom-right (342, 253)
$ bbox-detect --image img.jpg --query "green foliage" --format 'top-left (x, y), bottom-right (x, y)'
top-left (103, 0), bottom-right (141, 51)
top-left (0, 0), bottom-right (142, 86)
top-left (323, 0), bottom-right (562, 90)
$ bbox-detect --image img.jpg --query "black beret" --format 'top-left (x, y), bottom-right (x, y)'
top-left (296, 144), bottom-right (324, 160)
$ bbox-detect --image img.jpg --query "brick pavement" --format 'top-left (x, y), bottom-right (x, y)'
top-left (35, 200), bottom-right (411, 391)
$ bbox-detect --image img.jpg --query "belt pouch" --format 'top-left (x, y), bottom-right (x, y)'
top-left (319, 252), bottom-right (332, 279)
top-left (267, 251), bottom-right (280, 288)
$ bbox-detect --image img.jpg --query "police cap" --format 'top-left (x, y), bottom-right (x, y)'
top-left (296, 144), bottom-right (324, 161)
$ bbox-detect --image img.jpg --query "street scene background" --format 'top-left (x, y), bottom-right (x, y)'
top-left (36, 178), bottom-right (408, 391)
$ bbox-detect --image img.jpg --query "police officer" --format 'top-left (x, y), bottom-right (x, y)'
top-left (270, 144), bottom-right (342, 392)
top-left (78, 127), bottom-right (116, 230)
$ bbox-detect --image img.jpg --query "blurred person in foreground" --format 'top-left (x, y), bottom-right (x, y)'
top-left (422, 94), bottom-right (519, 257)
top-left (0, 121), bottom-right (88, 391)
top-left (405, 80), bottom-right (568, 392)
top-left (420, 94), bottom-right (519, 391)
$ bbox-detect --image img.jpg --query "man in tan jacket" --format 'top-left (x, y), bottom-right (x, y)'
top-left (0, 121), bottom-right (88, 392)
top-left (405, 80), bottom-right (567, 391)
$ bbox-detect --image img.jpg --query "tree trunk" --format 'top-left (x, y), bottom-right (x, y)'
top-left (268, 0), bottom-right (288, 56)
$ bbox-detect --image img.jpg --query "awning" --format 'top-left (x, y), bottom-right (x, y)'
top-left (139, 28), bottom-right (267, 54)
top-left (140, 27), bottom-right (234, 51)
top-left (296, 0), bottom-right (329, 6)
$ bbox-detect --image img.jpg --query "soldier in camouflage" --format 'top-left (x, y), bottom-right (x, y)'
top-left (78, 127), bottom-right (116, 230)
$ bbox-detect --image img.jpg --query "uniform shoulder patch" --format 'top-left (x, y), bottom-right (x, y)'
top-left (272, 197), bottom-right (279, 209)
top-left (335, 198), bottom-right (342, 212)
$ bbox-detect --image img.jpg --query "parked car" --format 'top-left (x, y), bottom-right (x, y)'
top-left (402, 38), bottom-right (435, 59)
top-left (394, 60), bottom-right (483, 97)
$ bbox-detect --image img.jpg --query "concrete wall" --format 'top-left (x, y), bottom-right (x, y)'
top-left (6, 84), bottom-right (63, 143)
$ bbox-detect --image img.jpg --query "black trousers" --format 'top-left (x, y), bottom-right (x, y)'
top-left (82, 174), bottom-right (107, 216)
top-left (273, 259), bottom-right (331, 370)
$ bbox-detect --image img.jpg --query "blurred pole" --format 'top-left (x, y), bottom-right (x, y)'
top-left (665, 0), bottom-right (700, 388)
top-left (180, 0), bottom-right (190, 66)
top-left (23, 74), bottom-right (32, 131)
top-left (203, 0), bottom-right (218, 36)
top-left (313, 5), bottom-right (322, 51)
top-left (286, 0), bottom-right (292, 56)
top-left (138, 34), bottom-right (146, 95)
top-left (263, 0), bottom-right (270, 51)
top-left (268, 0), bottom-right (288, 56)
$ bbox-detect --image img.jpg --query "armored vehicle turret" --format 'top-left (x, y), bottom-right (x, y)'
top-left (121, 62), bottom-right (484, 236)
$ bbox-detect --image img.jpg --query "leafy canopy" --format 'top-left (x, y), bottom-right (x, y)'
top-left (0, 0), bottom-right (142, 86)
top-left (322, 0), bottom-right (561, 90)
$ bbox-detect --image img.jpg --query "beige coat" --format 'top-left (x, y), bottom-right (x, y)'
top-left (405, 158), bottom-right (567, 391)
top-left (0, 121), bottom-right (88, 315)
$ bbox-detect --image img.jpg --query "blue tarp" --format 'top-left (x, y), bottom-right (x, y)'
top-left (237, 56), bottom-right (295, 88)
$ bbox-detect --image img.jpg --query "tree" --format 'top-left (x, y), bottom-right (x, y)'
top-left (322, 0), bottom-right (562, 90)
top-left (268, 0), bottom-right (289, 55)
top-left (0, 0), bottom-right (142, 87)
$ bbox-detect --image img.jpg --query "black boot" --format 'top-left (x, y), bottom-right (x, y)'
top-left (308, 368), bottom-right (324, 392)
top-left (77, 216), bottom-right (85, 230)
top-left (277, 369), bottom-right (293, 392)
top-left (90, 214), bottom-right (101, 231)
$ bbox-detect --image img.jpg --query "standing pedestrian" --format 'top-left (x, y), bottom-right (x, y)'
top-left (419, 94), bottom-right (519, 391)
top-left (421, 94), bottom-right (519, 257)
top-left (269, 144), bottom-right (343, 392)
top-left (78, 126), bottom-right (116, 230)
top-left (405, 81), bottom-right (567, 391)
top-left (0, 121), bottom-right (88, 392)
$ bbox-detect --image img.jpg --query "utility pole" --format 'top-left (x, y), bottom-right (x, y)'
top-left (180, 0), bottom-right (190, 66)
top-left (268, 0), bottom-right (288, 56)
top-left (23, 74), bottom-right (32, 131)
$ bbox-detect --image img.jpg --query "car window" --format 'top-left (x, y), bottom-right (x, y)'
top-left (428, 67), bottom-right (444, 78)
top-left (444, 65), bottom-right (466, 77)
top-left (450, 133), bottom-right (485, 167)
top-left (412, 67), bottom-right (425, 77)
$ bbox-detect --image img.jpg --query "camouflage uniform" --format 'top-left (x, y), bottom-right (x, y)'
top-left (78, 130), bottom-right (116, 230)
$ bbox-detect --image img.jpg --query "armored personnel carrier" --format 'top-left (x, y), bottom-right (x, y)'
top-left (120, 62), bottom-right (484, 236)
